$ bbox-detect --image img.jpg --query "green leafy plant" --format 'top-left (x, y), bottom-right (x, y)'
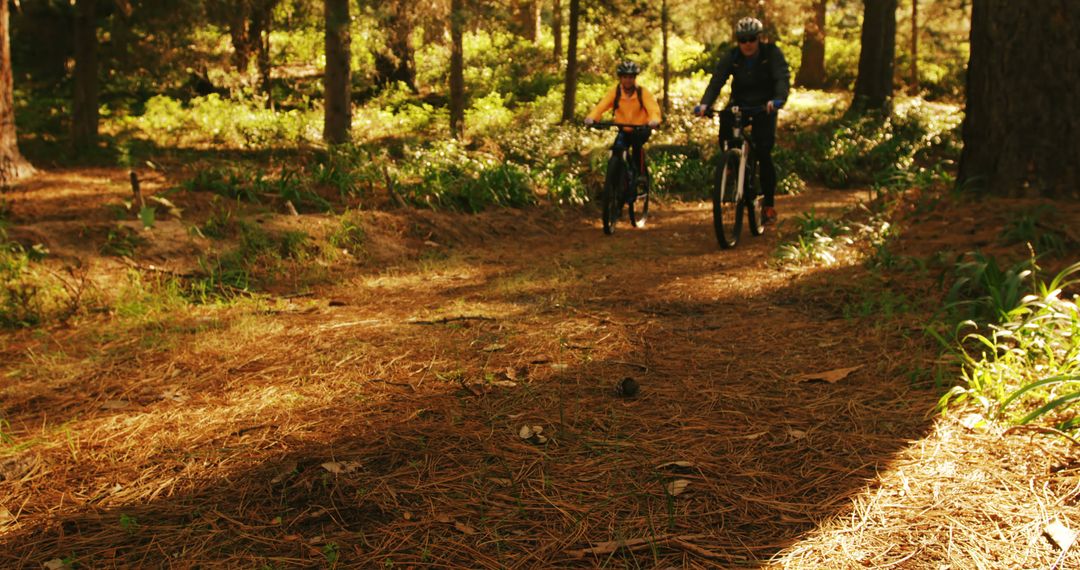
top-left (774, 210), bottom-right (852, 266)
top-left (119, 513), bottom-right (140, 534)
top-left (942, 252), bottom-right (1033, 327)
top-left (100, 226), bottom-right (146, 257)
top-left (322, 542), bottom-right (340, 567)
top-left (936, 261), bottom-right (1080, 430)
top-left (999, 205), bottom-right (1068, 257)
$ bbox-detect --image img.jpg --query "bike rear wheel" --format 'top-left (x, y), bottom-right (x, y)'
top-left (713, 150), bottom-right (744, 248)
top-left (629, 174), bottom-right (649, 228)
top-left (602, 156), bottom-right (626, 235)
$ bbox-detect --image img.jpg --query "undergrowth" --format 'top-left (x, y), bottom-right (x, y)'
top-left (935, 260), bottom-right (1080, 431)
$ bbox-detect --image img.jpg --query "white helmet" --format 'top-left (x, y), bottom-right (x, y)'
top-left (736, 17), bottom-right (764, 39)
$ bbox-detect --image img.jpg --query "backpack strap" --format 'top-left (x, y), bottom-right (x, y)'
top-left (614, 84), bottom-right (646, 112)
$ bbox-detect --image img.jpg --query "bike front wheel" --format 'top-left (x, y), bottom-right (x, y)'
top-left (629, 175), bottom-right (649, 228)
top-left (713, 150), bottom-right (744, 248)
top-left (602, 156), bottom-right (626, 235)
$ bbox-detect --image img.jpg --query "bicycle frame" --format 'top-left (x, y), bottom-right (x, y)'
top-left (590, 122), bottom-right (655, 233)
top-left (716, 106), bottom-right (761, 204)
top-left (703, 105), bottom-right (766, 247)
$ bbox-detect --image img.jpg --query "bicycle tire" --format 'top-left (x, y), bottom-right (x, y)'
top-left (629, 174), bottom-right (649, 228)
top-left (747, 195), bottom-right (764, 236)
top-left (713, 149), bottom-right (743, 248)
top-left (602, 155), bottom-right (626, 235)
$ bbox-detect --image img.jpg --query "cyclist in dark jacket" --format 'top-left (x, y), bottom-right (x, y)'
top-left (694, 17), bottom-right (790, 223)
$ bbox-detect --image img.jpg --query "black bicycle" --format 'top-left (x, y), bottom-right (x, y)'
top-left (704, 106), bottom-right (765, 249)
top-left (591, 123), bottom-right (652, 235)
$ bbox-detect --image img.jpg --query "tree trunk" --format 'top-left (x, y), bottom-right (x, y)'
top-left (228, 9), bottom-right (255, 74)
top-left (795, 0), bottom-right (826, 88)
top-left (909, 0), bottom-right (918, 94)
top-left (959, 1), bottom-right (1080, 199)
top-left (254, 1), bottom-right (275, 102)
top-left (0, 0), bottom-right (33, 185)
top-left (661, 0), bottom-right (670, 114)
top-left (449, 0), bottom-right (465, 138)
top-left (516, 0), bottom-right (540, 43)
top-left (72, 0), bottom-right (99, 151)
top-left (552, 0), bottom-right (562, 63)
top-left (112, 1), bottom-right (133, 69)
top-left (852, 0), bottom-right (897, 113)
top-left (560, 0), bottom-right (579, 123)
top-left (374, 3), bottom-right (417, 92)
top-left (323, 0), bottom-right (351, 144)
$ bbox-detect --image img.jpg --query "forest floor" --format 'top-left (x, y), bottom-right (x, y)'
top-left (1, 169), bottom-right (1079, 568)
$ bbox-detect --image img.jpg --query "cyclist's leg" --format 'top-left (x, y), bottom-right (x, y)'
top-left (750, 111), bottom-right (778, 208)
top-left (718, 108), bottom-right (735, 151)
top-left (631, 129), bottom-right (651, 190)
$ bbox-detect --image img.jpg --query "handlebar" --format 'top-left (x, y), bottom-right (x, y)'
top-left (699, 105), bottom-right (768, 118)
top-left (587, 122), bottom-right (657, 131)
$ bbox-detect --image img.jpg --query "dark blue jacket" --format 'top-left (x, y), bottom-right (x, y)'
top-left (699, 43), bottom-right (791, 108)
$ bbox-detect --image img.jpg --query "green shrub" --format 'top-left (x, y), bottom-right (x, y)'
top-left (1, 230), bottom-right (78, 328)
top-left (937, 262), bottom-right (1080, 430)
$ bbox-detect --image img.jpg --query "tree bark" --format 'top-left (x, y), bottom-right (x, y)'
top-left (909, 0), bottom-right (918, 94)
top-left (516, 0), bottom-right (540, 43)
top-left (254, 1), bottom-right (275, 101)
top-left (560, 0), bottom-right (579, 123)
top-left (959, 1), bottom-right (1080, 199)
top-left (0, 0), bottom-right (33, 185)
top-left (374, 3), bottom-right (417, 92)
top-left (795, 0), bottom-right (826, 88)
top-left (852, 0), bottom-right (897, 113)
top-left (552, 0), bottom-right (562, 63)
top-left (323, 0), bottom-right (351, 144)
top-left (449, 0), bottom-right (465, 138)
top-left (72, 0), bottom-right (99, 151)
top-left (661, 0), bottom-right (670, 114)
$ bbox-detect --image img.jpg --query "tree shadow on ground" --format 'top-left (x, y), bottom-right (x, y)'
top-left (0, 237), bottom-right (943, 568)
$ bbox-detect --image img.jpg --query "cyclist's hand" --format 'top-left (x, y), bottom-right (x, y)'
top-left (692, 104), bottom-right (707, 117)
top-left (584, 117), bottom-right (595, 125)
top-left (767, 99), bottom-right (783, 114)
top-left (647, 120), bottom-right (660, 128)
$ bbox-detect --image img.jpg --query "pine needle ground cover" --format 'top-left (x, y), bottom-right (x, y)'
top-left (2, 172), bottom-right (1079, 567)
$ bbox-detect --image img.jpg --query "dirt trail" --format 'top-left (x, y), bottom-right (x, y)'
top-left (1, 188), bottom-right (946, 568)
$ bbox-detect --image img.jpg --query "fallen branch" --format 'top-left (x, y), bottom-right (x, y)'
top-left (407, 315), bottom-right (496, 325)
top-left (565, 533), bottom-right (708, 558)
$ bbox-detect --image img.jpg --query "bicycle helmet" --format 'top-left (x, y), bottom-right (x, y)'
top-left (735, 17), bottom-right (764, 40)
top-left (616, 60), bottom-right (641, 76)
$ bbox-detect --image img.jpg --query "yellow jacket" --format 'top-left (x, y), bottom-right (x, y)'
top-left (587, 84), bottom-right (662, 126)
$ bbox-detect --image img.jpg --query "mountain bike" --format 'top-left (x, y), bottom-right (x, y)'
top-left (705, 106), bottom-right (765, 249)
top-left (591, 123), bottom-right (653, 235)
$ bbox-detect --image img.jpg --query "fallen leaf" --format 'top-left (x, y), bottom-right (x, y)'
top-left (43, 559), bottom-right (66, 570)
top-left (787, 429), bottom-right (807, 440)
top-left (320, 461), bottom-right (360, 475)
top-left (518, 425), bottom-right (535, 440)
top-left (481, 343), bottom-right (506, 352)
top-left (792, 365), bottom-right (863, 384)
top-left (656, 461), bottom-right (695, 470)
top-left (434, 513), bottom-right (453, 524)
top-left (101, 400), bottom-right (130, 410)
top-left (454, 521), bottom-right (478, 535)
top-left (0, 507), bottom-right (14, 525)
top-left (1045, 519), bottom-right (1077, 550)
top-left (666, 479), bottom-right (691, 496)
top-left (739, 430), bottom-right (770, 440)
top-left (270, 461), bottom-right (298, 484)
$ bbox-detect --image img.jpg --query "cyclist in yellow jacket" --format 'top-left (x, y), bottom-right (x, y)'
top-left (584, 61), bottom-right (662, 184)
